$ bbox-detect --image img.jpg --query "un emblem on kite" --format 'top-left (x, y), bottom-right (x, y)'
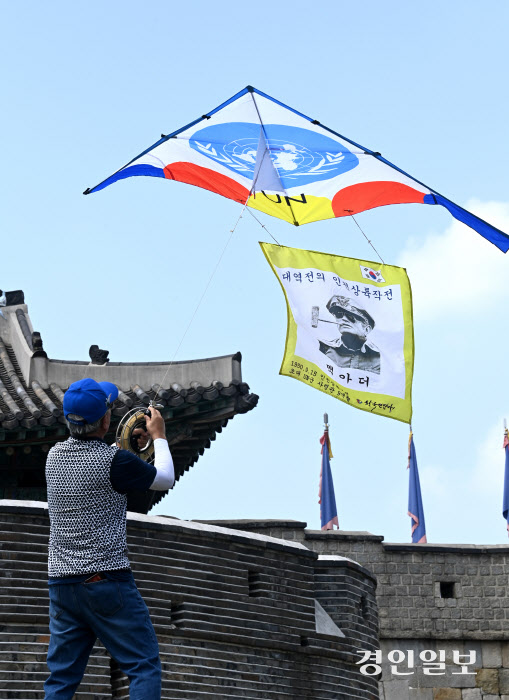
top-left (190, 123), bottom-right (359, 188)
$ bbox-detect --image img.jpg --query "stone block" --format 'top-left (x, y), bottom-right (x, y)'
top-left (416, 668), bottom-right (476, 690)
top-left (483, 641), bottom-right (503, 668)
top-left (409, 564), bottom-right (423, 574)
top-left (433, 690), bottom-right (461, 700)
top-left (475, 668), bottom-right (499, 695)
top-left (441, 641), bottom-right (464, 663)
top-left (383, 680), bottom-right (411, 700)
top-left (502, 642), bottom-right (509, 667)
top-left (461, 690), bottom-right (481, 700)
top-left (409, 689), bottom-right (433, 700)
top-left (499, 668), bottom-right (509, 695)
top-left (463, 642), bottom-right (483, 670)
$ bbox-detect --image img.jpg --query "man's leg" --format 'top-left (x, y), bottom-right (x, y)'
top-left (44, 585), bottom-right (96, 700)
top-left (79, 576), bottom-right (161, 700)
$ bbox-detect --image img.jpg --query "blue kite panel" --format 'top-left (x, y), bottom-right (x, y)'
top-left (190, 123), bottom-right (359, 189)
top-left (89, 164), bottom-right (165, 193)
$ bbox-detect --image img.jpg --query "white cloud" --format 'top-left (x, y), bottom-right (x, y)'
top-left (397, 200), bottom-right (509, 322)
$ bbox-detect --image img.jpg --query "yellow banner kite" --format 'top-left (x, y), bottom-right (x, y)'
top-left (261, 243), bottom-right (414, 423)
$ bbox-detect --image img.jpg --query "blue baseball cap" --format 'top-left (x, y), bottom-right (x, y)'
top-left (63, 378), bottom-right (119, 425)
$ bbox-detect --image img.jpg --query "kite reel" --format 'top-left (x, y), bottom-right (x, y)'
top-left (115, 401), bottom-right (164, 464)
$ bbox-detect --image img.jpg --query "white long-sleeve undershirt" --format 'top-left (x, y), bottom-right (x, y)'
top-left (150, 438), bottom-right (175, 490)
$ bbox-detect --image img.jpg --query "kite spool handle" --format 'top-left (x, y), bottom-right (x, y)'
top-left (144, 400), bottom-right (164, 418)
top-left (116, 407), bottom-right (155, 463)
top-left (116, 401), bottom-right (166, 464)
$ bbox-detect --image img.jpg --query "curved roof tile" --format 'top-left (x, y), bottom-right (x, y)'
top-left (0, 291), bottom-right (259, 513)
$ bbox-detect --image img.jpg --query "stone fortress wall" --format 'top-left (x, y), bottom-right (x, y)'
top-left (0, 503), bottom-right (378, 700)
top-left (210, 520), bottom-right (509, 700)
top-left (4, 504), bottom-right (507, 700)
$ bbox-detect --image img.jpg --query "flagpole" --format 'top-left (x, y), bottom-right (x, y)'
top-left (503, 420), bottom-right (509, 537)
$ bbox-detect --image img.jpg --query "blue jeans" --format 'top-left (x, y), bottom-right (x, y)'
top-left (44, 572), bottom-right (161, 699)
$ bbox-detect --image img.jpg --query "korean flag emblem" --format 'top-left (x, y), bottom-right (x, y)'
top-left (360, 266), bottom-right (385, 283)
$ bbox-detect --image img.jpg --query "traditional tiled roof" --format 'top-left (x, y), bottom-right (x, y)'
top-left (0, 291), bottom-right (258, 512)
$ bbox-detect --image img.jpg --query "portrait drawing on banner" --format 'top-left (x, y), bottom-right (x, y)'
top-left (317, 295), bottom-right (381, 375)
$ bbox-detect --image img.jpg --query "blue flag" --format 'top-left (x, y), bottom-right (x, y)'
top-left (503, 432), bottom-right (509, 536)
top-left (407, 433), bottom-right (427, 543)
top-left (319, 431), bottom-right (339, 530)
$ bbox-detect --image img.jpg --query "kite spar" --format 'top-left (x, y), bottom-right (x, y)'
top-left (85, 86), bottom-right (509, 252)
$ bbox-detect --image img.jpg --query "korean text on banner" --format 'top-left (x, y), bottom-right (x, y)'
top-left (260, 243), bottom-right (415, 423)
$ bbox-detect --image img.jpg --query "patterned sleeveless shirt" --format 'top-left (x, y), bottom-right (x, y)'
top-left (46, 437), bottom-right (130, 577)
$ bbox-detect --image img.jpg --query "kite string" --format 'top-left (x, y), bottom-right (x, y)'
top-left (345, 211), bottom-right (386, 266)
top-left (154, 197), bottom-right (250, 391)
top-left (82, 199), bottom-right (249, 385)
top-left (246, 208), bottom-right (282, 246)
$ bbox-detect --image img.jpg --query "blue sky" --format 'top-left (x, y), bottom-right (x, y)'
top-left (2, 1), bottom-right (509, 543)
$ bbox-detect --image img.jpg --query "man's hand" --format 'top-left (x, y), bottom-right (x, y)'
top-left (132, 428), bottom-right (149, 449)
top-left (144, 407), bottom-right (166, 440)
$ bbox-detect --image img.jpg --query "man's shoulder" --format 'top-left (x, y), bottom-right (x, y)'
top-left (110, 449), bottom-right (157, 493)
top-left (113, 448), bottom-right (144, 464)
top-left (47, 438), bottom-right (71, 456)
top-left (47, 437), bottom-right (118, 458)
top-left (111, 449), bottom-right (156, 474)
